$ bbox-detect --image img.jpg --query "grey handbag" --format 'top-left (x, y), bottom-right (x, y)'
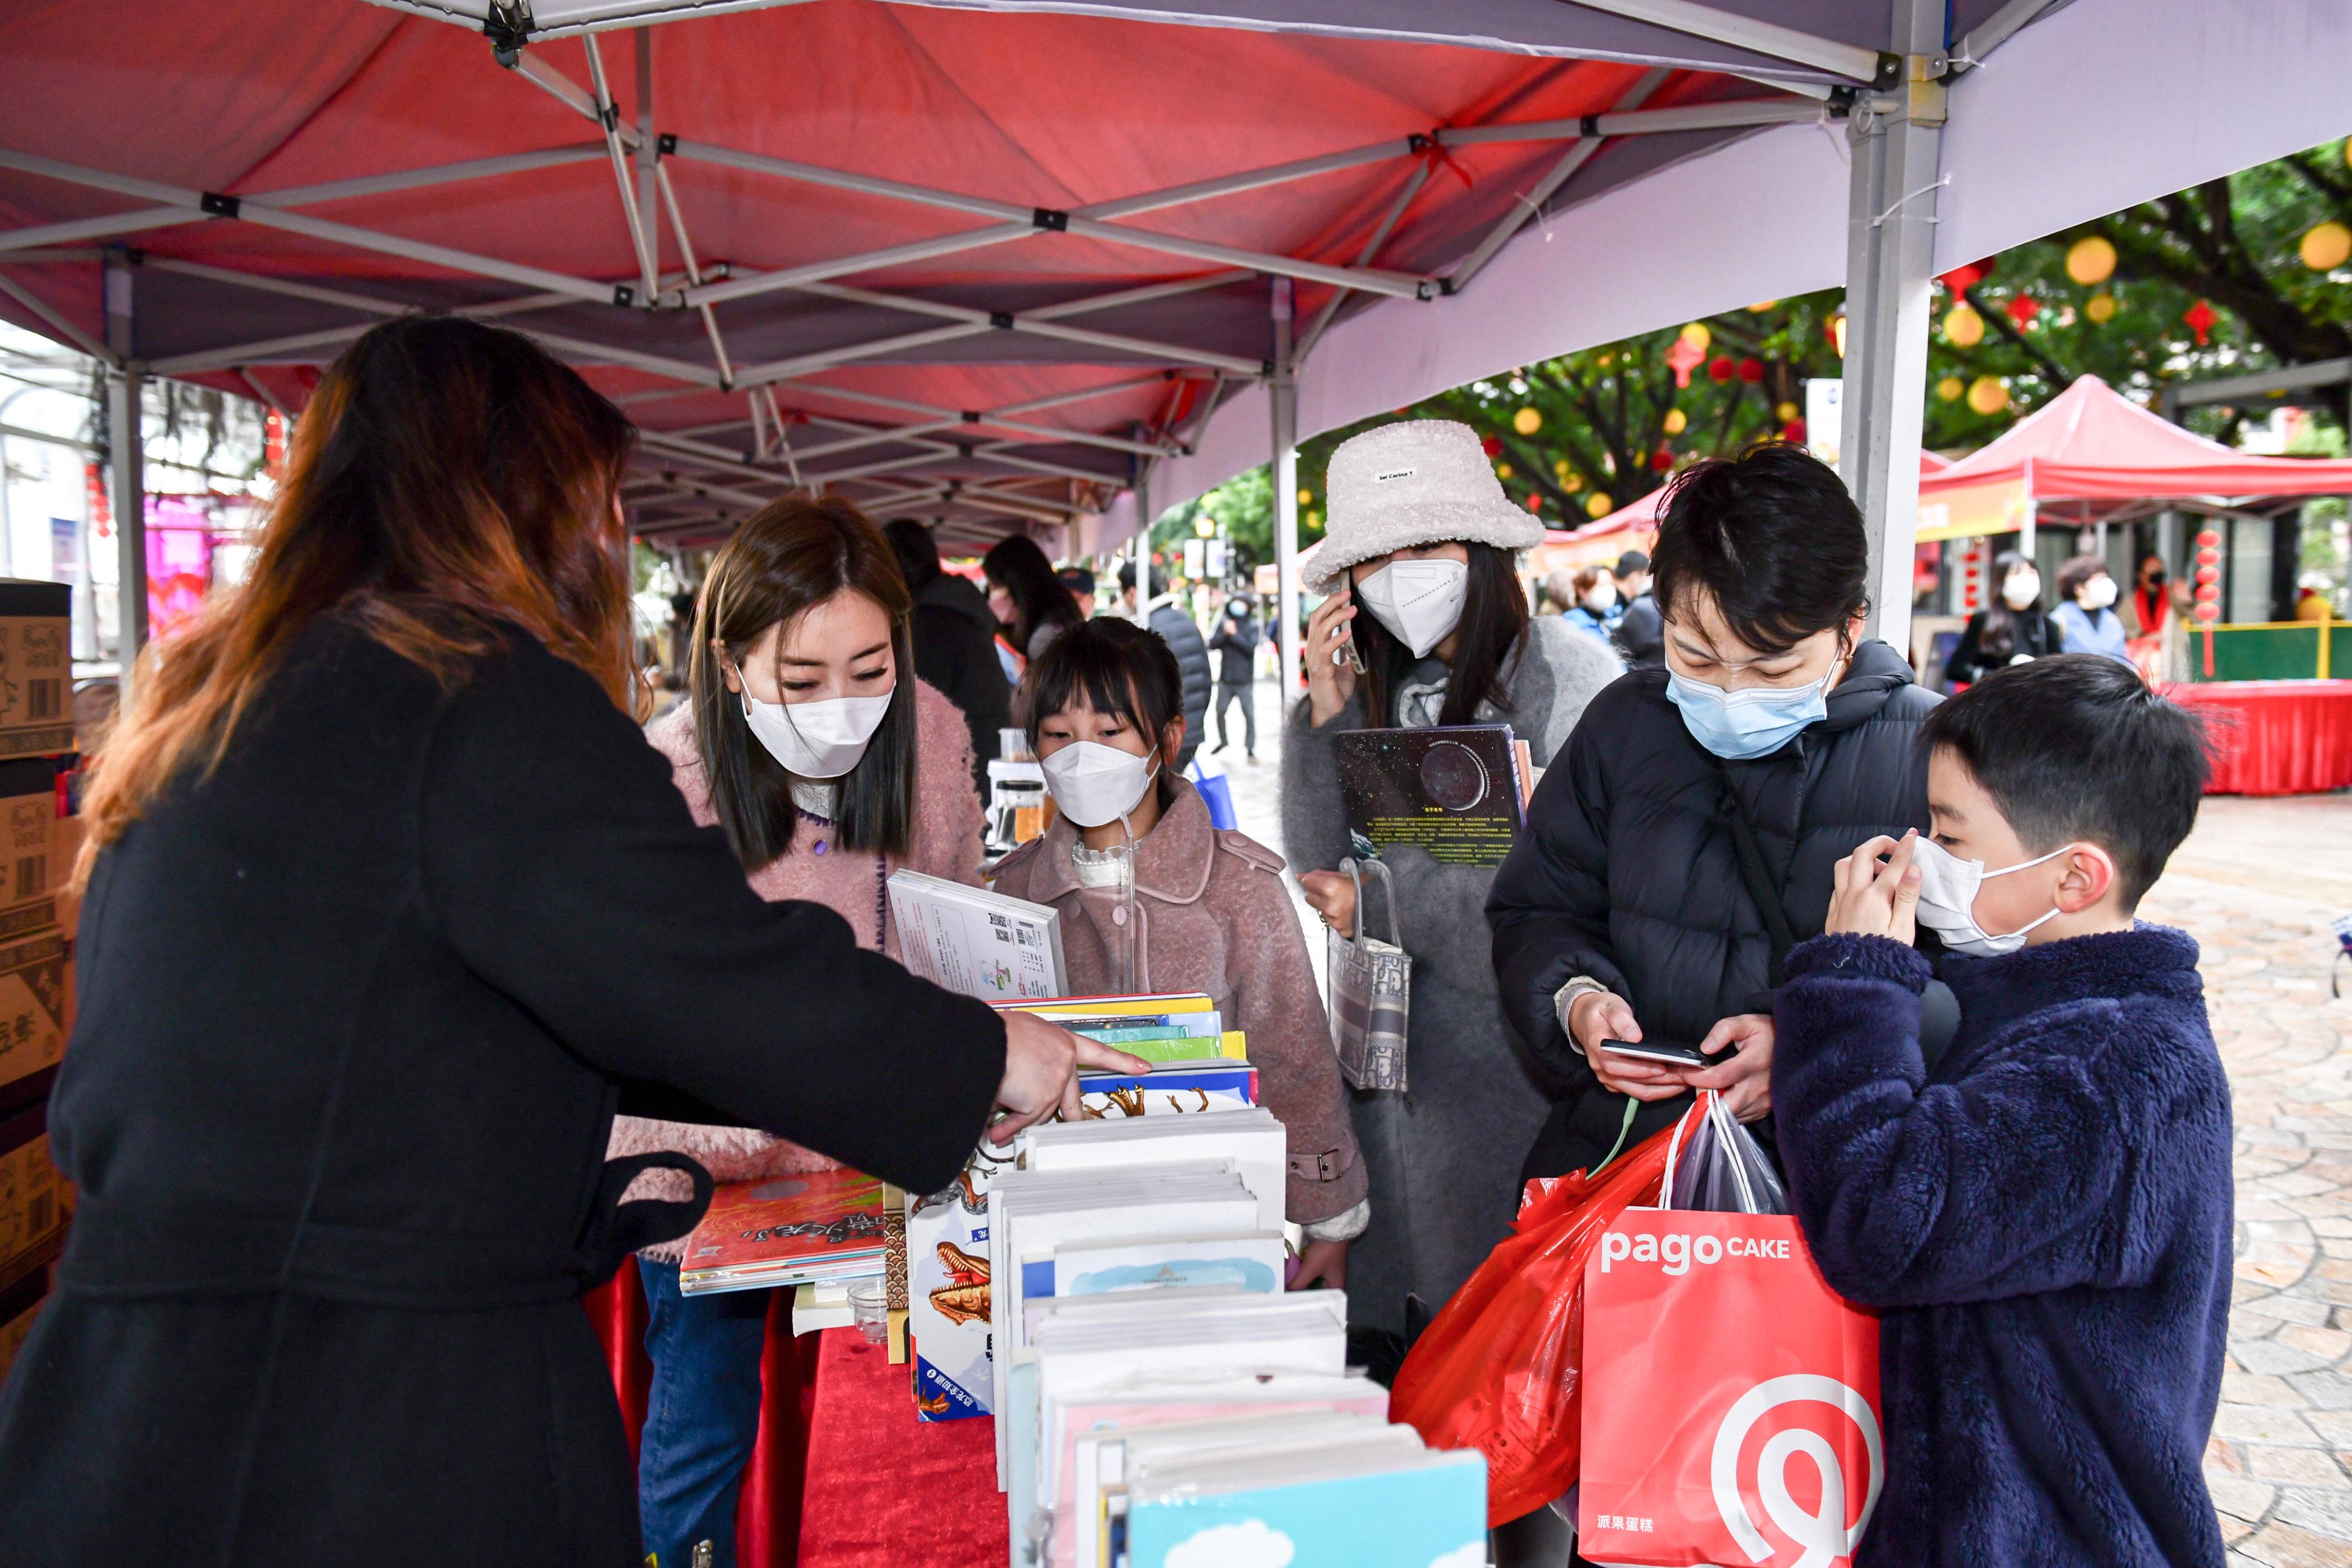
top-left (1326, 855), bottom-right (1411, 1091)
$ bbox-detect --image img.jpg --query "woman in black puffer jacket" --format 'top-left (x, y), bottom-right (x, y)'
top-left (1488, 442), bottom-right (1946, 1181)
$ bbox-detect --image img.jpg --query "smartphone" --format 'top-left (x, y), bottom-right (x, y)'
top-left (1599, 1038), bottom-right (1710, 1068)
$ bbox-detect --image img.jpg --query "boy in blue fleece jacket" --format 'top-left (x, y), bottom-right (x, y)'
top-left (1772, 654), bottom-right (2231, 1567)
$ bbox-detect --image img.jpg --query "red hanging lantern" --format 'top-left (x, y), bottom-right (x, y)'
top-left (1525, 492), bottom-right (1543, 513)
top-left (1737, 358), bottom-right (1764, 384)
top-left (1650, 446), bottom-right (1676, 472)
top-left (2183, 299), bottom-right (2218, 346)
top-left (1782, 418), bottom-right (1808, 445)
top-left (1938, 260), bottom-right (1988, 294)
top-left (1708, 355), bottom-right (1735, 384)
top-left (2004, 295), bottom-right (2041, 330)
top-left (1480, 435), bottom-right (1503, 458)
top-left (1665, 333), bottom-right (1707, 388)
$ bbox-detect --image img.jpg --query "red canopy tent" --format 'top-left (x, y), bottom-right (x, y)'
top-left (1918, 373), bottom-right (2352, 526)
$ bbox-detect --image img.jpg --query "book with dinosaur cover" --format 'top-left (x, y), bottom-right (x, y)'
top-left (676, 1167), bottom-right (887, 1296)
top-left (1332, 722), bottom-right (1530, 868)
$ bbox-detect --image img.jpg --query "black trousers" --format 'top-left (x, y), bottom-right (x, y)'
top-left (1213, 681), bottom-right (1256, 753)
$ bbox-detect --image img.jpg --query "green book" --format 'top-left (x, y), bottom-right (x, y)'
top-left (1107, 1036), bottom-right (1246, 1064)
top-left (1070, 1024), bottom-right (1197, 1044)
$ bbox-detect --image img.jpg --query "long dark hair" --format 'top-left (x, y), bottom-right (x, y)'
top-left (82, 315), bottom-right (635, 881)
top-left (1351, 544), bottom-right (1531, 728)
top-left (1023, 618), bottom-right (1183, 814)
top-left (690, 496), bottom-right (917, 867)
top-left (1978, 549), bottom-right (2039, 663)
top-left (981, 534), bottom-right (1080, 652)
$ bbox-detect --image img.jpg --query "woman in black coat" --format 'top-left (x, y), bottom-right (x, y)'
top-left (1487, 443), bottom-right (1942, 1181)
top-left (1943, 549), bottom-right (2061, 686)
top-left (0, 320), bottom-right (1127, 1568)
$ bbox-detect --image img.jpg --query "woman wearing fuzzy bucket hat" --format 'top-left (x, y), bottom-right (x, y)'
top-left (1279, 419), bottom-right (1622, 1343)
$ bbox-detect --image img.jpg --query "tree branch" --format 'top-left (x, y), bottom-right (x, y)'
top-left (1962, 284), bottom-right (2073, 386)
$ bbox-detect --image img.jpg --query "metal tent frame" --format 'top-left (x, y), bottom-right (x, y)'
top-left (0, 0), bottom-right (2092, 691)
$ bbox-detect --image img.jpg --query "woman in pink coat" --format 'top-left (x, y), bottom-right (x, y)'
top-left (608, 496), bottom-right (985, 1568)
top-left (991, 619), bottom-right (1368, 1287)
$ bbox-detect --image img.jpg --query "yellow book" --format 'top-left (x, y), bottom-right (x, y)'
top-left (996, 992), bottom-right (1215, 1018)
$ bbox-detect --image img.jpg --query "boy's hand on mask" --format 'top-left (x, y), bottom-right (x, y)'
top-left (1828, 832), bottom-right (1923, 945)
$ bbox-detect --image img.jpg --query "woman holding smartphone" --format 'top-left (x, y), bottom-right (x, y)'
top-left (1280, 420), bottom-right (1620, 1345)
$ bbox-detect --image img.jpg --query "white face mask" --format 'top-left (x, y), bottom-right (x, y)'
top-left (1910, 835), bottom-right (2074, 958)
top-left (1355, 557), bottom-right (1469, 660)
top-left (741, 689), bottom-right (895, 779)
top-left (1039, 741), bottom-right (1160, 829)
top-left (1581, 588), bottom-right (1619, 615)
top-left (2001, 571), bottom-right (2042, 611)
top-left (2080, 575), bottom-right (2118, 610)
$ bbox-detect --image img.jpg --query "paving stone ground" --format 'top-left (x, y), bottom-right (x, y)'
top-left (1215, 680), bottom-right (2352, 1561)
top-left (2144, 793), bottom-right (2352, 1567)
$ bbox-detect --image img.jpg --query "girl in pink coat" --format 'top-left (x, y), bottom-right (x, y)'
top-left (991, 619), bottom-right (1368, 1288)
top-left (608, 497), bottom-right (983, 1568)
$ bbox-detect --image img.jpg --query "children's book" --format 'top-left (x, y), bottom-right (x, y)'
top-left (1119, 1444), bottom-right (1486, 1568)
top-left (904, 1048), bottom-right (1261, 1425)
top-left (676, 1168), bottom-right (887, 1295)
top-left (1333, 722), bottom-right (1526, 867)
top-left (1019, 1108), bottom-right (1287, 1230)
top-left (1045, 1230), bottom-right (1287, 1305)
top-left (891, 869), bottom-right (1067, 1000)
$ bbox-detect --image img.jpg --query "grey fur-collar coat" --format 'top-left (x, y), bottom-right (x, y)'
top-left (1281, 612), bottom-right (1621, 1334)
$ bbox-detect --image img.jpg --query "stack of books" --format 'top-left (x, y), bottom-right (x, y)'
top-left (904, 992), bottom-right (1258, 1421)
top-left (994, 1113), bottom-right (1487, 1568)
top-left (675, 1167), bottom-right (889, 1296)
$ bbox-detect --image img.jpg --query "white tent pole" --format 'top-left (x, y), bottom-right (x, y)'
top-left (1270, 277), bottom-right (1301, 707)
top-left (1021, 272), bottom-right (1252, 323)
top-left (635, 28), bottom-right (660, 284)
top-left (731, 324), bottom-right (998, 387)
top-left (790, 279), bottom-right (1265, 376)
top-left (248, 145), bottom-right (607, 210)
top-left (678, 225), bottom-right (1038, 310)
top-left (236, 368), bottom-right (290, 418)
top-left (745, 381), bottom-right (1179, 458)
top-left (1297, 161), bottom-right (1433, 365)
top-left (105, 250), bottom-right (146, 687)
top-left (1081, 138), bottom-right (1418, 220)
top-left (581, 34), bottom-right (659, 302)
top-left (1838, 0), bottom-right (1948, 660)
top-left (1448, 68), bottom-right (1668, 296)
top-left (1553, 0), bottom-right (1894, 83)
top-left (1436, 97), bottom-right (1822, 147)
top-left (0, 271), bottom-right (113, 364)
top-left (1953, 0), bottom-right (2066, 70)
top-left (510, 52), bottom-right (618, 138)
top-left (654, 162), bottom-right (734, 384)
top-left (0, 207), bottom-right (198, 255)
top-left (971, 448), bottom-right (1131, 488)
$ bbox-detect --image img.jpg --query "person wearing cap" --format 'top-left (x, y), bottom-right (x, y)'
top-left (1280, 419), bottom-right (1622, 1342)
top-left (1612, 547), bottom-right (1663, 670)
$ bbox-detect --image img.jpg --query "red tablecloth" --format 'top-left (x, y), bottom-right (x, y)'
top-left (796, 1331), bottom-right (1006, 1567)
top-left (585, 1282), bottom-right (1000, 1567)
top-left (2165, 680), bottom-right (2352, 796)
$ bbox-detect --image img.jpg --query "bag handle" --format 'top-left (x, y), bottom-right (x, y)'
top-left (1659, 1091), bottom-right (1713, 1203)
top-left (1338, 855), bottom-right (1404, 949)
top-left (1714, 765), bottom-right (1799, 989)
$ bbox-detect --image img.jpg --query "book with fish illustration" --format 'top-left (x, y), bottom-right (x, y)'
top-left (676, 1168), bottom-right (887, 1296)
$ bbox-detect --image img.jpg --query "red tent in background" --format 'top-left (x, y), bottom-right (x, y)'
top-left (1535, 448), bottom-right (1951, 564)
top-left (1919, 374), bottom-right (2352, 521)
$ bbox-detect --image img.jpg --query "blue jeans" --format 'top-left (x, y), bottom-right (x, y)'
top-left (637, 1256), bottom-right (772, 1568)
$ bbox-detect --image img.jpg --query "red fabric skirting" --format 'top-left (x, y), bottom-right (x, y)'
top-left (583, 1269), bottom-right (817, 1567)
top-left (2164, 680), bottom-right (2352, 797)
top-left (795, 1330), bottom-right (1005, 1567)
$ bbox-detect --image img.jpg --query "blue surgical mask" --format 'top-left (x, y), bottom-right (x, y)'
top-left (1665, 655), bottom-right (1843, 761)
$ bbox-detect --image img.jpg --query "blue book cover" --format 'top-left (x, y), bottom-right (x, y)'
top-left (1125, 1453), bottom-right (1486, 1568)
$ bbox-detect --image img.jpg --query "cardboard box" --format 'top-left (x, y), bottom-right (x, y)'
top-left (50, 812), bottom-right (80, 942)
top-left (0, 1102), bottom-right (62, 1271)
top-left (0, 582), bottom-right (69, 762)
top-left (0, 760), bottom-right (56, 913)
top-left (0, 927), bottom-right (65, 1099)
top-left (0, 1271), bottom-right (45, 1386)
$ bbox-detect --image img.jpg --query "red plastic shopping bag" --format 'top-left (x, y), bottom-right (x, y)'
top-left (1389, 1119), bottom-right (1679, 1526)
top-left (1578, 1207), bottom-right (1882, 1567)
